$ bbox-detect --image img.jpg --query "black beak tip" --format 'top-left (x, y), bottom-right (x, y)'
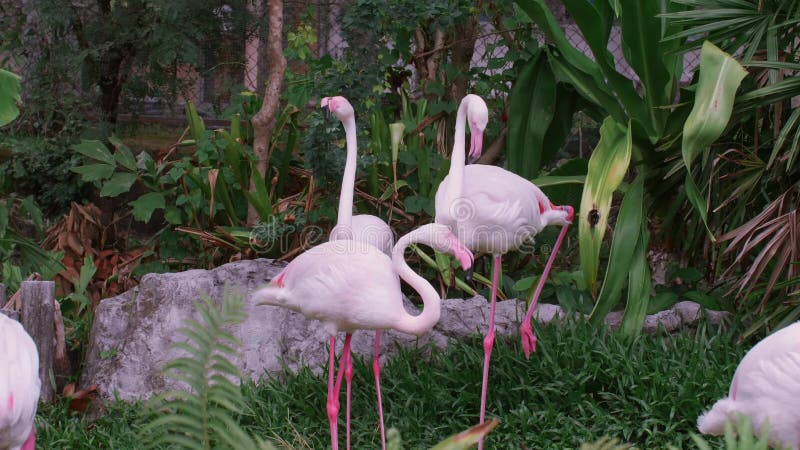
top-left (465, 267), bottom-right (474, 283)
top-left (468, 155), bottom-right (478, 165)
top-left (321, 105), bottom-right (331, 118)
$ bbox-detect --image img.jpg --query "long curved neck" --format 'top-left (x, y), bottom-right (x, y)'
top-left (337, 115), bottom-right (358, 228)
top-left (443, 98), bottom-right (469, 204)
top-left (391, 230), bottom-right (442, 335)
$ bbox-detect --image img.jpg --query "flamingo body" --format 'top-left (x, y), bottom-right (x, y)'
top-left (253, 240), bottom-right (403, 335)
top-left (698, 322), bottom-right (800, 449)
top-left (0, 314), bottom-right (39, 450)
top-left (334, 214), bottom-right (393, 256)
top-left (436, 164), bottom-right (568, 255)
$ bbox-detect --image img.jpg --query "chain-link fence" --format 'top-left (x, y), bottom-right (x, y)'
top-left (2, 0), bottom-right (702, 119)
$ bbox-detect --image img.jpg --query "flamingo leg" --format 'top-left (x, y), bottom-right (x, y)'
top-left (328, 334), bottom-right (353, 450)
top-left (344, 333), bottom-right (354, 450)
top-left (373, 331), bottom-right (386, 450)
top-left (478, 254), bottom-right (502, 450)
top-left (327, 336), bottom-right (339, 450)
top-left (520, 211), bottom-right (573, 358)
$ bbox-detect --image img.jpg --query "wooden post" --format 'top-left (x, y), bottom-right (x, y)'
top-left (21, 281), bottom-right (55, 402)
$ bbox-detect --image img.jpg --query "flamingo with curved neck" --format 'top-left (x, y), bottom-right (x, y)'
top-left (251, 223), bottom-right (472, 450)
top-left (434, 94), bottom-right (574, 449)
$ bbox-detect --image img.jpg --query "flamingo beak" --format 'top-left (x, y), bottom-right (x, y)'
top-left (561, 205), bottom-right (575, 223)
top-left (468, 130), bottom-right (483, 164)
top-left (447, 235), bottom-right (473, 270)
top-left (320, 97), bottom-right (332, 118)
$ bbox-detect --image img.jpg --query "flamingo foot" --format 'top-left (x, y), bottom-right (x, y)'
top-left (520, 322), bottom-right (537, 359)
top-left (327, 393), bottom-right (340, 450)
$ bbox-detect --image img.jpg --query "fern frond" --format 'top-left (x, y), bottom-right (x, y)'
top-left (139, 288), bottom-right (276, 450)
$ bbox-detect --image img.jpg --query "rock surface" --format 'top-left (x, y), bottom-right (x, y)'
top-left (80, 259), bottom-right (728, 401)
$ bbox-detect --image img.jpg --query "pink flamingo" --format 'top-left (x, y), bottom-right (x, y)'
top-left (321, 95), bottom-right (395, 448)
top-left (251, 223), bottom-right (472, 450)
top-left (698, 321), bottom-right (800, 449)
top-left (321, 95), bottom-right (394, 254)
top-left (0, 314), bottom-right (40, 450)
top-left (434, 94), bottom-right (574, 448)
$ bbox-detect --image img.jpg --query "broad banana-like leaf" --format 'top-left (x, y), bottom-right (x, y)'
top-left (506, 51), bottom-right (556, 179)
top-left (430, 420), bottom-right (499, 450)
top-left (579, 119), bottom-right (632, 295)
top-left (588, 173), bottom-right (643, 324)
top-left (682, 41), bottom-right (747, 237)
top-left (185, 102), bottom-right (206, 141)
top-left (619, 221), bottom-right (651, 336)
top-left (560, 0), bottom-right (655, 139)
top-left (0, 68), bottom-right (21, 127)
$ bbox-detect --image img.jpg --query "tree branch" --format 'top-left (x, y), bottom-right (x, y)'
top-left (248, 0), bottom-right (286, 225)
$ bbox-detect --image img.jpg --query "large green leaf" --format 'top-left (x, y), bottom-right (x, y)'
top-left (682, 41), bottom-right (747, 236)
top-left (506, 52), bottom-right (556, 179)
top-left (618, 0), bottom-right (674, 138)
top-left (100, 172), bottom-right (138, 197)
top-left (514, 0), bottom-right (607, 83)
top-left (109, 135), bottom-right (138, 171)
top-left (619, 221), bottom-right (651, 336)
top-left (0, 69), bottom-right (21, 127)
top-left (560, 0), bottom-right (655, 139)
top-left (185, 102), bottom-right (206, 141)
top-left (579, 119), bottom-right (632, 294)
top-left (548, 52), bottom-right (627, 124)
top-left (130, 192), bottom-right (166, 222)
top-left (71, 163), bottom-right (116, 182)
top-left (72, 140), bottom-right (116, 166)
top-left (588, 173), bottom-right (643, 324)
top-left (242, 159), bottom-right (272, 221)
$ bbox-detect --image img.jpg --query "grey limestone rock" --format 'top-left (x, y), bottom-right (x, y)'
top-left (80, 259), bottom-right (727, 401)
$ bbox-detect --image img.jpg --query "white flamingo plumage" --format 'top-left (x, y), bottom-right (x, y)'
top-left (0, 314), bottom-right (40, 450)
top-left (251, 223), bottom-right (472, 450)
top-left (698, 321), bottom-right (800, 449)
top-left (321, 95), bottom-right (395, 448)
top-left (321, 95), bottom-right (394, 255)
top-left (434, 94), bottom-right (574, 448)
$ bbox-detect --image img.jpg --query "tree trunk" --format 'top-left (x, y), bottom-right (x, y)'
top-left (247, 0), bottom-right (286, 226)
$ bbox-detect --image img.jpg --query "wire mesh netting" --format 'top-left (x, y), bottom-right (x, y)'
top-left (1, 0), bottom-right (703, 118)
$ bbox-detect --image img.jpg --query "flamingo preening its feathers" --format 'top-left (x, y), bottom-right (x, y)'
top-left (251, 223), bottom-right (472, 450)
top-left (0, 313), bottom-right (40, 450)
top-left (434, 94), bottom-right (574, 448)
top-left (698, 322), bottom-right (800, 449)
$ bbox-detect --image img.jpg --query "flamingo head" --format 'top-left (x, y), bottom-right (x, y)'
top-left (420, 224), bottom-right (473, 270)
top-left (320, 96), bottom-right (354, 123)
top-left (466, 95), bottom-right (488, 162)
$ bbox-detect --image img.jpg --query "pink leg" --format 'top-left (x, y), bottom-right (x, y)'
top-left (327, 336), bottom-right (339, 450)
top-left (344, 333), bottom-right (354, 450)
top-left (478, 254), bottom-right (502, 450)
top-left (520, 207), bottom-right (574, 358)
top-left (374, 331), bottom-right (386, 450)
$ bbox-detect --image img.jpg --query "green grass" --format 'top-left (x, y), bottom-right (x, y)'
top-left (37, 320), bottom-right (744, 449)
